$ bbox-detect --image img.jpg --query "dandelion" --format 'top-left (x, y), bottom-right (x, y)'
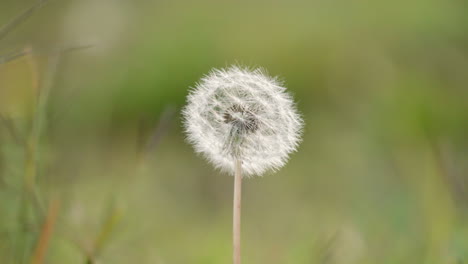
top-left (183, 65), bottom-right (303, 264)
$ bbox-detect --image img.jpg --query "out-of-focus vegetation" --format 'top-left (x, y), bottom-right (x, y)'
top-left (1, 0), bottom-right (468, 263)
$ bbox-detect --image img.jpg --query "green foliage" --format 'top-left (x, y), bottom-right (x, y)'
top-left (1, 0), bottom-right (468, 263)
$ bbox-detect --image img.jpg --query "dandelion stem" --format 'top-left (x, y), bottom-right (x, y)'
top-left (233, 159), bottom-right (242, 264)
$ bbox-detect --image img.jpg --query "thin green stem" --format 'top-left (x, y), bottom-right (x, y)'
top-left (233, 159), bottom-right (242, 264)
top-left (0, 0), bottom-right (49, 42)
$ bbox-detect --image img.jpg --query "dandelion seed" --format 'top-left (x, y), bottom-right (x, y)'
top-left (183, 65), bottom-right (303, 264)
top-left (183, 65), bottom-right (303, 176)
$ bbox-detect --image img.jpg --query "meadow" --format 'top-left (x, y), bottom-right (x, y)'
top-left (1, 0), bottom-right (468, 263)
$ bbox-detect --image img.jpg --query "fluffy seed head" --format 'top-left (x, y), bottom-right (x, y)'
top-left (183, 65), bottom-right (303, 177)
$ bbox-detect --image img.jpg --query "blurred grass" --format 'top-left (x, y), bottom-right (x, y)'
top-left (1, 0), bottom-right (468, 263)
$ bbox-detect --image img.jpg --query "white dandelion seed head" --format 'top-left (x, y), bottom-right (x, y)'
top-left (183, 65), bottom-right (303, 177)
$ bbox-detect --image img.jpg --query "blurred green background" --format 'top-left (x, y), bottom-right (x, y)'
top-left (1, 0), bottom-right (468, 263)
